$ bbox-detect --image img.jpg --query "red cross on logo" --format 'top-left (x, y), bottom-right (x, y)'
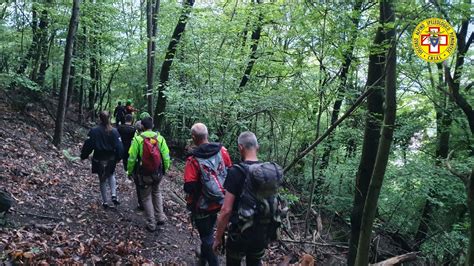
top-left (421, 27), bottom-right (448, 54)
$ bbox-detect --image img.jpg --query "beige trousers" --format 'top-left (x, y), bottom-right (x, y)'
top-left (139, 176), bottom-right (167, 230)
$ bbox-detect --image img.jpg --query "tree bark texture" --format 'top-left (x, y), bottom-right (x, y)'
top-left (347, 13), bottom-right (386, 266)
top-left (146, 0), bottom-right (160, 115)
top-left (354, 1), bottom-right (396, 264)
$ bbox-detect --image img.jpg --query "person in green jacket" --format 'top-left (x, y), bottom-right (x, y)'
top-left (130, 111), bottom-right (151, 210)
top-left (127, 117), bottom-right (171, 231)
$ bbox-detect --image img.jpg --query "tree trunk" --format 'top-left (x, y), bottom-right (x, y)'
top-left (354, 1), bottom-right (396, 264)
top-left (468, 168), bottom-right (474, 266)
top-left (441, 1), bottom-right (473, 263)
top-left (31, 6), bottom-right (49, 82)
top-left (78, 26), bottom-right (87, 123)
top-left (16, 5), bottom-right (38, 75)
top-left (238, 0), bottom-right (263, 90)
top-left (89, 33), bottom-right (98, 121)
top-left (52, 0), bottom-right (80, 147)
top-left (37, 30), bottom-right (56, 87)
top-left (66, 44), bottom-right (77, 110)
top-left (79, 65), bottom-right (85, 123)
top-left (146, 0), bottom-right (160, 115)
top-left (320, 1), bottom-right (363, 169)
top-left (153, 0), bottom-right (195, 130)
top-left (347, 13), bottom-right (386, 266)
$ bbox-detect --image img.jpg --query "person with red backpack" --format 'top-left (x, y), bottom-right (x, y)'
top-left (183, 123), bottom-right (232, 266)
top-left (127, 117), bottom-right (171, 231)
top-left (124, 100), bottom-right (138, 116)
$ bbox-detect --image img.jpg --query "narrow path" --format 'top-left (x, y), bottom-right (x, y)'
top-left (0, 99), bottom-right (201, 264)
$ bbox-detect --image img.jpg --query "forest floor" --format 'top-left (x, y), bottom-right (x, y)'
top-left (0, 92), bottom-right (310, 265)
top-left (0, 94), bottom-right (205, 264)
top-left (0, 90), bottom-right (423, 265)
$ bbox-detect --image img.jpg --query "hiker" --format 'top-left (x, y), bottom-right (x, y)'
top-left (117, 114), bottom-right (136, 171)
top-left (183, 123), bottom-right (232, 266)
top-left (213, 131), bottom-right (285, 266)
top-left (125, 100), bottom-right (137, 116)
top-left (130, 111), bottom-right (152, 211)
top-left (113, 101), bottom-right (126, 126)
top-left (127, 117), bottom-right (171, 231)
top-left (81, 111), bottom-right (124, 208)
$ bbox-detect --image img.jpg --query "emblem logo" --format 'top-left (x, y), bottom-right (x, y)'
top-left (412, 18), bottom-right (457, 63)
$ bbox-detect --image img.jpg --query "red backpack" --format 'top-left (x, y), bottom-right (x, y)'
top-left (139, 133), bottom-right (162, 177)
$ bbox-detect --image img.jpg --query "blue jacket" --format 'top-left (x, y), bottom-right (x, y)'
top-left (81, 125), bottom-right (124, 161)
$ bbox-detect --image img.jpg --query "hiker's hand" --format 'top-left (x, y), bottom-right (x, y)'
top-left (212, 237), bottom-right (222, 253)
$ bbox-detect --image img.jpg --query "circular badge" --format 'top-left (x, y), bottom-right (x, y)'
top-left (412, 18), bottom-right (457, 63)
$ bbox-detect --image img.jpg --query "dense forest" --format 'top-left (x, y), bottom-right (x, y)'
top-left (0, 0), bottom-right (473, 265)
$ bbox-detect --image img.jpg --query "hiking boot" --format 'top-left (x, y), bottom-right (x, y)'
top-left (112, 196), bottom-right (120, 206)
top-left (102, 202), bottom-right (110, 209)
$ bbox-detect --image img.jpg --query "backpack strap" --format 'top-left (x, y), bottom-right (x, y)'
top-left (233, 163), bottom-right (249, 179)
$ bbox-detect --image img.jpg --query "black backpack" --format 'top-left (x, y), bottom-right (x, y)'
top-left (233, 162), bottom-right (287, 245)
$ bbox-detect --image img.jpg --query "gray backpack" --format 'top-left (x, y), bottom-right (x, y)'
top-left (233, 162), bottom-right (286, 244)
top-left (195, 152), bottom-right (227, 210)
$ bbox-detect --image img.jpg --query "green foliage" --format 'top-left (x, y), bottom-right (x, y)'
top-left (1, 1), bottom-right (472, 263)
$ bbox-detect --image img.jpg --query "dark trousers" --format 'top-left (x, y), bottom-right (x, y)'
top-left (226, 233), bottom-right (265, 266)
top-left (193, 213), bottom-right (218, 266)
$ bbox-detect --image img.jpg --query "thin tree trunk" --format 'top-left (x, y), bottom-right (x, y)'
top-left (79, 64), bottom-right (85, 123)
top-left (66, 44), bottom-right (77, 110)
top-left (146, 0), bottom-right (160, 115)
top-left (441, 1), bottom-right (473, 263)
top-left (31, 6), bottom-right (49, 82)
top-left (154, 0), bottom-right (195, 129)
top-left (16, 5), bottom-right (38, 75)
top-left (78, 26), bottom-right (87, 123)
top-left (37, 30), bottom-right (55, 87)
top-left (283, 86), bottom-right (375, 174)
top-left (238, 0), bottom-right (263, 89)
top-left (320, 1), bottom-right (363, 169)
top-left (468, 167), bottom-right (474, 266)
top-left (52, 0), bottom-right (80, 147)
top-left (347, 12), bottom-right (387, 266)
top-left (354, 1), bottom-right (396, 264)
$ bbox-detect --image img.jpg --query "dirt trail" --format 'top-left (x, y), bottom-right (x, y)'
top-left (0, 96), bottom-right (201, 264)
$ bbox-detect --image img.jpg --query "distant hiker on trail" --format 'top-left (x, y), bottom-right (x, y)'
top-left (213, 131), bottom-right (285, 266)
top-left (81, 111), bottom-right (124, 209)
top-left (113, 101), bottom-right (126, 126)
top-left (125, 100), bottom-right (138, 116)
top-left (134, 112), bottom-right (151, 136)
top-left (183, 123), bottom-right (232, 266)
top-left (127, 117), bottom-right (171, 231)
top-left (117, 114), bottom-right (135, 171)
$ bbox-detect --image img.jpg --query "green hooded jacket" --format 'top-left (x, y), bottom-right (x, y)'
top-left (127, 130), bottom-right (171, 176)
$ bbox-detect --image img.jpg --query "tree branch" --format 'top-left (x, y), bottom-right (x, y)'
top-left (283, 87), bottom-right (374, 173)
top-left (446, 150), bottom-right (468, 185)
